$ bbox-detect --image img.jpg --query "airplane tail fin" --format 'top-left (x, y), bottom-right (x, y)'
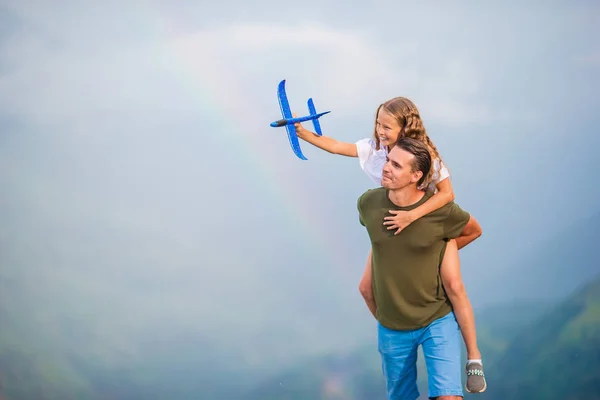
top-left (307, 98), bottom-right (323, 136)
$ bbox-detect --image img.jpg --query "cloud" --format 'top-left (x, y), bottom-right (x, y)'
top-left (0, 14), bottom-right (497, 129)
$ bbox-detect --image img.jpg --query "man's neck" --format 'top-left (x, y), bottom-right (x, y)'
top-left (388, 187), bottom-right (425, 208)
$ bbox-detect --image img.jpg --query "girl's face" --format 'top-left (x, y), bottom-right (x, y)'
top-left (375, 108), bottom-right (402, 148)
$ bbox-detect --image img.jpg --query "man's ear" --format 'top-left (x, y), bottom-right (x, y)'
top-left (411, 170), bottom-right (423, 184)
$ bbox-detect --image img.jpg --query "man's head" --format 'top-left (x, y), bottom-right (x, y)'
top-left (381, 137), bottom-right (432, 191)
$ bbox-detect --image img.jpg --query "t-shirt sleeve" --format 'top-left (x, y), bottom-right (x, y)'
top-left (357, 192), bottom-right (369, 226)
top-left (357, 194), bottom-right (365, 226)
top-left (432, 158), bottom-right (450, 184)
top-left (443, 202), bottom-right (470, 239)
top-left (355, 138), bottom-right (376, 171)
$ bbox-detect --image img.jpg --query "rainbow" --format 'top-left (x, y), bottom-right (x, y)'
top-left (140, 14), bottom-right (361, 274)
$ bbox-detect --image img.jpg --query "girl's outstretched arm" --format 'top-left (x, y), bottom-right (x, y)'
top-left (293, 120), bottom-right (358, 157)
top-left (384, 177), bottom-right (455, 234)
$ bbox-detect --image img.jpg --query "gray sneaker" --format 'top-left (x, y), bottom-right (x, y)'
top-left (465, 362), bottom-right (486, 393)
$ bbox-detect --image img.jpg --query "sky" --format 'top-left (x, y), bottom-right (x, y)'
top-left (1, 0), bottom-right (600, 383)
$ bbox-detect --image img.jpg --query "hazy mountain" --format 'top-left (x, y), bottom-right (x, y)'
top-left (241, 275), bottom-right (600, 400)
top-left (484, 275), bottom-right (600, 399)
top-left (0, 130), bottom-right (371, 399)
top-left (2, 184), bottom-right (598, 399)
top-left (240, 300), bottom-right (553, 400)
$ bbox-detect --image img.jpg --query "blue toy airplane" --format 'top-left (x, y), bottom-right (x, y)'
top-left (270, 79), bottom-right (331, 160)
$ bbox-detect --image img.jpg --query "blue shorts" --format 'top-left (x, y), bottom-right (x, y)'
top-left (377, 311), bottom-right (463, 400)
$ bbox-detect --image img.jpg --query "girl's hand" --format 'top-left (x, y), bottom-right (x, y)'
top-left (292, 113), bottom-right (315, 139)
top-left (294, 120), bottom-right (308, 138)
top-left (383, 210), bottom-right (415, 235)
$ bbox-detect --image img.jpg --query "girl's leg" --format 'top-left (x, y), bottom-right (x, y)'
top-left (439, 239), bottom-right (480, 359)
top-left (440, 239), bottom-right (486, 393)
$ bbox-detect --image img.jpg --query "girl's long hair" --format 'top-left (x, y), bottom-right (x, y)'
top-left (372, 97), bottom-right (445, 189)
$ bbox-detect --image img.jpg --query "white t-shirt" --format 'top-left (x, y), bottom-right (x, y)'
top-left (355, 137), bottom-right (450, 193)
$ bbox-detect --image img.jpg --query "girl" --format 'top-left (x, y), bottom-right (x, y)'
top-left (293, 97), bottom-right (487, 394)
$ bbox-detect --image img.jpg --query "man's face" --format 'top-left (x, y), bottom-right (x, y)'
top-left (381, 146), bottom-right (423, 190)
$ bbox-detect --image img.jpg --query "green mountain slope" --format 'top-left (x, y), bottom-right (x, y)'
top-left (484, 276), bottom-right (600, 399)
top-left (241, 273), bottom-right (600, 400)
top-left (240, 301), bottom-right (550, 400)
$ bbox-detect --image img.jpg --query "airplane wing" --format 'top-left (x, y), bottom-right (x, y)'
top-left (307, 98), bottom-right (323, 136)
top-left (277, 80), bottom-right (307, 160)
top-left (284, 123), bottom-right (307, 160)
top-left (277, 80), bottom-right (293, 119)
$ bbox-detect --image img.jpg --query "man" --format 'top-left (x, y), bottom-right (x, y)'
top-left (357, 137), bottom-right (482, 400)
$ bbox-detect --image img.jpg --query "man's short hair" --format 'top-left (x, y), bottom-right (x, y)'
top-left (394, 137), bottom-right (432, 188)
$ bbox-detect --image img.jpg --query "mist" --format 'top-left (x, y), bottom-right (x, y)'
top-left (1, 0), bottom-right (599, 398)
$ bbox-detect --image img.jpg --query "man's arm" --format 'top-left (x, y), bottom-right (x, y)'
top-left (357, 193), bottom-right (376, 317)
top-left (358, 248), bottom-right (377, 318)
top-left (455, 215), bottom-right (482, 250)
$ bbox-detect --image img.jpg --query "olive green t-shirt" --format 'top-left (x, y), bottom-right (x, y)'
top-left (357, 187), bottom-right (470, 331)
